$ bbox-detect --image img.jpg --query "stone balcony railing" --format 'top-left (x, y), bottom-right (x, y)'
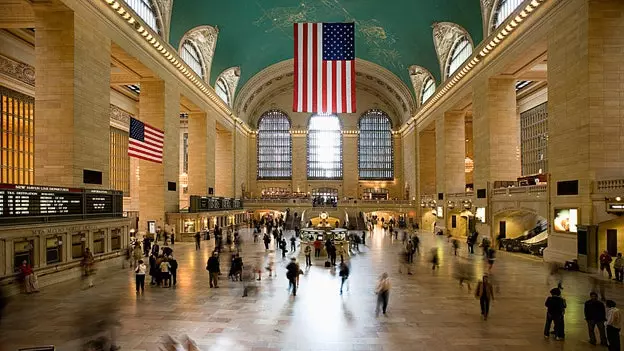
top-left (595, 179), bottom-right (624, 193)
top-left (491, 184), bottom-right (548, 196)
top-left (447, 192), bottom-right (474, 199)
top-left (243, 198), bottom-right (415, 207)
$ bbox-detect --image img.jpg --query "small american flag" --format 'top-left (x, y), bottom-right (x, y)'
top-left (293, 22), bottom-right (356, 114)
top-left (128, 117), bottom-right (164, 163)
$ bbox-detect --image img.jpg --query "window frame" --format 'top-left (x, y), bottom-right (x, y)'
top-left (257, 110), bottom-right (292, 180)
top-left (358, 110), bottom-right (394, 181)
top-left (125, 0), bottom-right (160, 34)
top-left (446, 37), bottom-right (473, 78)
top-left (181, 40), bottom-right (204, 79)
top-left (491, 0), bottom-right (525, 31)
top-left (421, 77), bottom-right (436, 105)
top-left (307, 114), bottom-right (343, 180)
top-left (215, 78), bottom-right (230, 106)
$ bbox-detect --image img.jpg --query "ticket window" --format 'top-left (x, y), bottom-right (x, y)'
top-left (183, 220), bottom-right (196, 233)
top-left (46, 236), bottom-right (63, 265)
top-left (111, 229), bottom-right (122, 251)
top-left (93, 231), bottom-right (105, 254)
top-left (14, 240), bottom-right (34, 272)
top-left (72, 234), bottom-right (86, 259)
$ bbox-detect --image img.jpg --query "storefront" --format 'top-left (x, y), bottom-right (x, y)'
top-left (167, 210), bottom-right (247, 241)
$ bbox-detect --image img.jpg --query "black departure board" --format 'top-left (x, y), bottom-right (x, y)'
top-left (0, 184), bottom-right (123, 224)
top-left (189, 196), bottom-right (243, 213)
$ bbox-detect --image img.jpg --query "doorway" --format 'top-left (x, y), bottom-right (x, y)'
top-left (499, 221), bottom-right (506, 239)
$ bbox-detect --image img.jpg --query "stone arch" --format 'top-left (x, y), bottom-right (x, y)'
top-left (178, 25), bottom-right (219, 82)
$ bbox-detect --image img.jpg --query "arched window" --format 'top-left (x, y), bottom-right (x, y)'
top-left (421, 77), bottom-right (436, 105)
top-left (216, 78), bottom-right (230, 105)
top-left (447, 37), bottom-right (472, 78)
top-left (181, 40), bottom-right (203, 78)
top-left (308, 114), bottom-right (342, 179)
top-left (492, 0), bottom-right (524, 30)
top-left (126, 0), bottom-right (159, 33)
top-left (257, 110), bottom-right (292, 179)
top-left (358, 110), bottom-right (393, 180)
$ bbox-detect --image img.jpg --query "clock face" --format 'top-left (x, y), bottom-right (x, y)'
top-left (320, 212), bottom-right (328, 220)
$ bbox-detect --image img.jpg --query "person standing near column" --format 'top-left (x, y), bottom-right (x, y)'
top-left (584, 292), bottom-right (608, 346)
top-left (606, 300), bottom-right (621, 351)
top-left (475, 275), bottom-right (494, 320)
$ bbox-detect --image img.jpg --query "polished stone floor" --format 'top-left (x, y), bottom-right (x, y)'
top-left (1, 226), bottom-right (623, 351)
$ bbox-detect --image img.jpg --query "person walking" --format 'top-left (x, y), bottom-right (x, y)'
top-left (452, 239), bottom-right (460, 256)
top-left (544, 287), bottom-right (566, 340)
top-left (286, 258), bottom-right (300, 296)
top-left (486, 247), bottom-right (496, 271)
top-left (584, 292), bottom-right (608, 346)
top-left (606, 300), bottom-right (621, 351)
top-left (19, 260), bottom-right (39, 294)
top-left (337, 243), bottom-right (347, 263)
top-left (206, 252), bottom-right (220, 288)
top-left (339, 262), bottom-right (350, 294)
top-left (279, 238), bottom-right (288, 258)
top-left (142, 236), bottom-right (151, 257)
top-left (430, 248), bottom-right (440, 271)
top-left (132, 244), bottom-right (143, 268)
top-left (375, 273), bottom-right (391, 316)
top-left (361, 231), bottom-right (366, 246)
top-left (475, 275), bottom-right (494, 320)
top-left (614, 253), bottom-right (624, 282)
top-left (263, 233), bottom-right (271, 250)
top-left (304, 244), bottom-right (312, 267)
top-left (600, 251), bottom-right (613, 279)
top-left (406, 239), bottom-right (415, 264)
top-left (314, 238), bottom-right (322, 258)
top-left (81, 248), bottom-right (96, 289)
top-left (169, 255), bottom-right (178, 287)
top-left (194, 231), bottom-right (201, 250)
top-left (170, 232), bottom-right (175, 246)
top-left (290, 235), bottom-right (297, 252)
top-left (134, 259), bottom-right (147, 294)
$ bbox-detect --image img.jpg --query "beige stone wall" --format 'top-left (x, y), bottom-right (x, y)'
top-left (436, 111), bottom-right (466, 195)
top-left (418, 129), bottom-right (436, 196)
top-left (34, 4), bottom-right (111, 188)
top-left (234, 126), bottom-right (248, 198)
top-left (402, 129), bottom-right (417, 201)
top-left (215, 127), bottom-right (234, 197)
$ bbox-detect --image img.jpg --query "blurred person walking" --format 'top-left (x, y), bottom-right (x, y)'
top-left (375, 273), bottom-right (391, 316)
top-left (339, 262), bottom-right (350, 294)
top-left (286, 257), bottom-right (300, 296)
top-left (475, 275), bottom-right (494, 320)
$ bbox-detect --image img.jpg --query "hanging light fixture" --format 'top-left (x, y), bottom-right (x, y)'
top-left (465, 157), bottom-right (474, 173)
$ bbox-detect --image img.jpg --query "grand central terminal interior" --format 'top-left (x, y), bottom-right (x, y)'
top-left (0, 0), bottom-right (623, 350)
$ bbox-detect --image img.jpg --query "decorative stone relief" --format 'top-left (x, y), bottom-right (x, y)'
top-left (407, 65), bottom-right (433, 107)
top-left (215, 66), bottom-right (241, 107)
top-left (480, 0), bottom-right (496, 37)
top-left (153, 0), bottom-right (173, 41)
top-left (432, 22), bottom-right (472, 79)
top-left (0, 54), bottom-right (34, 86)
top-left (110, 104), bottom-right (132, 130)
top-left (179, 25), bottom-right (219, 81)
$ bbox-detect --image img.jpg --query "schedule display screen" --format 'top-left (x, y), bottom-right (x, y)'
top-left (0, 184), bottom-right (123, 221)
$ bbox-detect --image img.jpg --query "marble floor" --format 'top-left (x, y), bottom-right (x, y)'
top-left (1, 226), bottom-right (622, 351)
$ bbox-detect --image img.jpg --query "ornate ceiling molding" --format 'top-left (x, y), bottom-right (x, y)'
top-left (481, 0), bottom-right (497, 38)
top-left (215, 66), bottom-right (241, 107)
top-left (432, 22), bottom-right (473, 80)
top-left (235, 58), bottom-right (415, 125)
top-left (153, 0), bottom-right (173, 42)
top-left (178, 25), bottom-right (219, 82)
top-left (408, 65), bottom-right (434, 107)
top-left (0, 54), bottom-right (34, 87)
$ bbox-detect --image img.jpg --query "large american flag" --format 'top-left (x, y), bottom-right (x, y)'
top-left (128, 117), bottom-right (164, 163)
top-left (293, 22), bottom-right (356, 114)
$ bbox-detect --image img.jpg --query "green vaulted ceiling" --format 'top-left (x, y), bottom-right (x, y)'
top-left (170, 0), bottom-right (483, 97)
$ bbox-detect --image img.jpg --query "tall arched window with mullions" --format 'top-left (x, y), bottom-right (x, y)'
top-left (446, 36), bottom-right (473, 78)
top-left (180, 40), bottom-right (204, 79)
top-left (358, 110), bottom-right (394, 180)
top-left (307, 114), bottom-right (342, 179)
top-left (126, 0), bottom-right (160, 34)
top-left (257, 110), bottom-right (292, 179)
top-left (491, 0), bottom-right (524, 31)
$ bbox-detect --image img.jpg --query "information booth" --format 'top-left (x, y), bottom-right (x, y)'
top-left (299, 227), bottom-right (349, 256)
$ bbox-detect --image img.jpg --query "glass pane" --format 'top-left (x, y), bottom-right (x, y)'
top-left (447, 38), bottom-right (473, 77)
top-left (307, 114), bottom-right (342, 179)
top-left (358, 110), bottom-right (394, 180)
top-left (257, 110), bottom-right (292, 179)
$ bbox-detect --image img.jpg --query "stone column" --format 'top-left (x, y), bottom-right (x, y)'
top-left (206, 113), bottom-right (216, 195)
top-left (291, 134), bottom-right (307, 195)
top-left (342, 134), bottom-right (358, 199)
top-left (234, 126), bottom-right (249, 198)
top-left (187, 111), bottom-right (207, 196)
top-left (544, 0), bottom-right (624, 263)
top-left (418, 129), bottom-right (436, 196)
top-left (472, 77), bottom-right (520, 193)
top-left (34, 1), bottom-right (110, 187)
top-left (402, 128), bottom-right (417, 202)
top-left (215, 127), bottom-right (234, 197)
top-left (436, 111), bottom-right (466, 196)
top-left (137, 80), bottom-right (179, 232)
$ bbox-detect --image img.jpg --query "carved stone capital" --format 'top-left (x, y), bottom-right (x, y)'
top-left (179, 25), bottom-right (219, 81)
top-left (432, 22), bottom-right (472, 79)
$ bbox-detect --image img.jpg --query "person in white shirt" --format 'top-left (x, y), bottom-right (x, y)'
top-left (606, 300), bottom-right (621, 351)
top-left (135, 260), bottom-right (147, 294)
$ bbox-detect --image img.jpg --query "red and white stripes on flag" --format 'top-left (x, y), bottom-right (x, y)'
top-left (293, 23), bottom-right (356, 114)
top-left (128, 117), bottom-right (164, 163)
